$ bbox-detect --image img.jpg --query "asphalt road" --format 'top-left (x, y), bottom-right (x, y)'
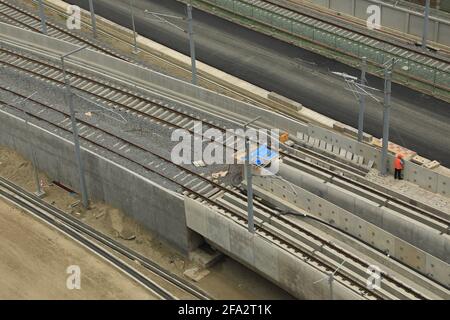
top-left (67, 0), bottom-right (450, 166)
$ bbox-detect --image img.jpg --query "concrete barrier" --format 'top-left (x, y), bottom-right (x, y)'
top-left (0, 109), bottom-right (202, 254)
top-left (184, 197), bottom-right (364, 299)
top-left (277, 163), bottom-right (450, 264)
top-left (17, 4), bottom-right (450, 197)
top-left (250, 174), bottom-right (450, 289)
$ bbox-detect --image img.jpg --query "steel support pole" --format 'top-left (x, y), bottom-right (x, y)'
top-left (130, 0), bottom-right (138, 53)
top-left (61, 55), bottom-right (89, 208)
top-left (328, 274), bottom-right (334, 300)
top-left (244, 130), bottom-right (254, 234)
top-left (422, 0), bottom-right (430, 49)
top-left (38, 0), bottom-right (47, 35)
top-left (380, 69), bottom-right (392, 176)
top-left (357, 57), bottom-right (367, 143)
top-left (88, 0), bottom-right (97, 38)
top-left (187, 4), bottom-right (197, 85)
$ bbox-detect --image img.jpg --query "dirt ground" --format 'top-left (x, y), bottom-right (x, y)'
top-left (2, 2), bottom-right (293, 300)
top-left (0, 146), bottom-right (292, 299)
top-left (0, 198), bottom-right (157, 300)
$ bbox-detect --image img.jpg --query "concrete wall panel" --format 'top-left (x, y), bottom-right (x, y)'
top-left (0, 110), bottom-right (199, 253)
top-left (185, 197), bottom-right (362, 299)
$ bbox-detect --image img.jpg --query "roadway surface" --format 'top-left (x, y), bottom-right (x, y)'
top-left (67, 0), bottom-right (450, 166)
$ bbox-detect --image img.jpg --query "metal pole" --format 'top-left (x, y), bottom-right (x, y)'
top-left (380, 69), bottom-right (392, 176)
top-left (31, 150), bottom-right (45, 197)
top-left (328, 273), bottom-right (334, 300)
top-left (38, 0), bottom-right (47, 35)
top-left (357, 57), bottom-right (367, 143)
top-left (243, 117), bottom-right (261, 233)
top-left (187, 4), bottom-right (197, 85)
top-left (130, 0), bottom-right (138, 54)
top-left (88, 0), bottom-right (97, 38)
top-left (61, 52), bottom-right (89, 208)
top-left (422, 0), bottom-right (430, 49)
top-left (244, 127), bottom-right (254, 233)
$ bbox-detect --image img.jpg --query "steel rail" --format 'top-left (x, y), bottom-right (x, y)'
top-left (0, 86), bottom-right (431, 300)
top-left (1, 45), bottom-right (447, 230)
top-left (0, 175), bottom-right (211, 300)
top-left (0, 178), bottom-right (177, 300)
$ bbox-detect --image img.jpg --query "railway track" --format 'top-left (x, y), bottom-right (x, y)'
top-left (1, 80), bottom-right (440, 299)
top-left (0, 44), bottom-right (447, 231)
top-left (0, 176), bottom-right (211, 300)
top-left (1, 1), bottom-right (448, 299)
top-left (2, 0), bottom-right (293, 118)
top-left (0, 0), bottom-right (129, 61)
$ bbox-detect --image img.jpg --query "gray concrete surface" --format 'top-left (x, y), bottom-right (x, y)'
top-left (3, 21), bottom-right (448, 200)
top-left (65, 0), bottom-right (450, 167)
top-left (0, 108), bottom-right (202, 253)
top-left (277, 162), bottom-right (450, 264)
top-left (249, 174), bottom-right (450, 288)
top-left (184, 197), bottom-right (364, 299)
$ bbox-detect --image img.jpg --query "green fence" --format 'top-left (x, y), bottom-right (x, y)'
top-left (191, 0), bottom-right (450, 99)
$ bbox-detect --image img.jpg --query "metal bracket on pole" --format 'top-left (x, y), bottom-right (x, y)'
top-left (38, 0), bottom-right (47, 35)
top-left (88, 0), bottom-right (97, 38)
top-left (143, 5), bottom-right (197, 85)
top-left (332, 63), bottom-right (379, 144)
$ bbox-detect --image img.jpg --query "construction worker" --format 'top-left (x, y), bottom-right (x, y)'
top-left (394, 154), bottom-right (405, 180)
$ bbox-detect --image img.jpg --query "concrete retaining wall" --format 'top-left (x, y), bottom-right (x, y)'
top-left (0, 109), bottom-right (201, 254)
top-left (184, 197), bottom-right (364, 299)
top-left (298, 124), bottom-right (450, 197)
top-left (277, 163), bottom-right (450, 264)
top-left (250, 175), bottom-right (450, 288)
top-left (1, 22), bottom-right (449, 197)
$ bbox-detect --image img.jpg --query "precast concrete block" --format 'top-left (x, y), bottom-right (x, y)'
top-left (185, 198), bottom-right (208, 236)
top-left (425, 255), bottom-right (450, 289)
top-left (364, 223), bottom-right (394, 255)
top-left (395, 240), bottom-right (427, 273)
top-left (253, 236), bottom-right (280, 283)
top-left (325, 185), bottom-right (356, 213)
top-left (437, 175), bottom-right (450, 197)
top-left (353, 196), bottom-right (384, 226)
top-left (229, 223), bottom-right (255, 266)
top-left (206, 208), bottom-right (231, 252)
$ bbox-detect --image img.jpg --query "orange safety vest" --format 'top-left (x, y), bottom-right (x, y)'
top-left (394, 157), bottom-right (404, 170)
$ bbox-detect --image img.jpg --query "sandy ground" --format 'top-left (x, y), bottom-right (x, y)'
top-left (1, 2), bottom-right (293, 299)
top-left (0, 146), bottom-right (293, 299)
top-left (0, 198), bottom-right (157, 300)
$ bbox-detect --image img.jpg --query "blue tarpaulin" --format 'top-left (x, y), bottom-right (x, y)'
top-left (241, 145), bottom-right (278, 166)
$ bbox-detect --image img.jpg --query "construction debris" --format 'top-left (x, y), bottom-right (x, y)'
top-left (212, 171), bottom-right (228, 179)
